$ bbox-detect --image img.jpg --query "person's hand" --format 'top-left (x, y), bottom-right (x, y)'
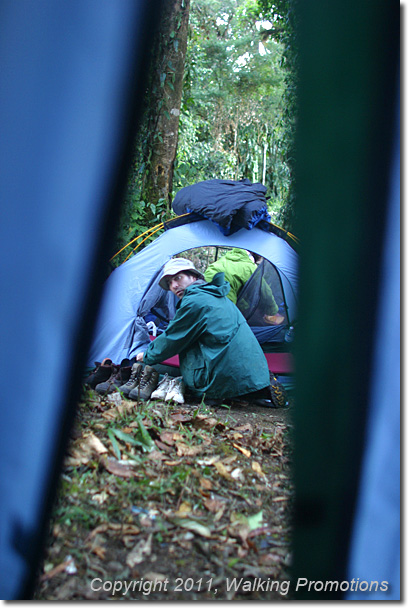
top-left (264, 313), bottom-right (285, 325)
top-left (136, 352), bottom-right (145, 362)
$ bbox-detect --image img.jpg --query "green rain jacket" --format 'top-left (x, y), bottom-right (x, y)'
top-left (204, 248), bottom-right (279, 314)
top-left (204, 248), bottom-right (255, 303)
top-left (143, 273), bottom-right (270, 399)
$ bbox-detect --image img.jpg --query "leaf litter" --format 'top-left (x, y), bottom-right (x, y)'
top-left (34, 387), bottom-right (294, 601)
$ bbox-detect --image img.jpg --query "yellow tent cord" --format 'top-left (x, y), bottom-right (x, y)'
top-left (110, 213), bottom-right (193, 263)
top-left (109, 221), bottom-right (164, 262)
top-left (121, 225), bottom-right (164, 264)
top-left (269, 221), bottom-right (300, 245)
top-left (287, 231), bottom-right (300, 245)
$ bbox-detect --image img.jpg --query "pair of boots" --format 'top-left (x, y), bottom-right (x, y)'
top-left (84, 358), bottom-right (131, 393)
top-left (120, 363), bottom-right (160, 402)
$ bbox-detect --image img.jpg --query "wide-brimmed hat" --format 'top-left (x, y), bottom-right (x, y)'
top-left (159, 258), bottom-right (204, 291)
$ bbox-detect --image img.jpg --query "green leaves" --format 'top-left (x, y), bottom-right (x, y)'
top-left (109, 420), bottom-right (156, 455)
top-left (174, 0), bottom-right (293, 211)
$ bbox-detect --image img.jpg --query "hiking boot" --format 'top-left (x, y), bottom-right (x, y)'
top-left (150, 374), bottom-right (171, 400)
top-left (85, 358), bottom-right (113, 389)
top-left (118, 363), bottom-right (143, 397)
top-left (129, 365), bottom-right (159, 401)
top-left (95, 359), bottom-right (132, 394)
top-left (165, 376), bottom-right (185, 404)
top-left (95, 365), bottom-right (120, 394)
top-left (268, 373), bottom-right (288, 408)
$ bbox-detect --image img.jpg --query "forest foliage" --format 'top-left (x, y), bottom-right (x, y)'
top-left (113, 0), bottom-right (297, 268)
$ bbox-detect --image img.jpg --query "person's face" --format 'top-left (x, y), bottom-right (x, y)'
top-left (168, 272), bottom-right (197, 298)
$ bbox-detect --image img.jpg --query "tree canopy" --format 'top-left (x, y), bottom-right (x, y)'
top-left (175, 0), bottom-right (292, 214)
top-left (113, 0), bottom-right (297, 267)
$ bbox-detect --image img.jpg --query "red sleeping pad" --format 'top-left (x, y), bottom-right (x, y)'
top-left (149, 336), bottom-right (294, 375)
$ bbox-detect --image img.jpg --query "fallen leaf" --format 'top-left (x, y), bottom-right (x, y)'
top-left (91, 491), bottom-right (109, 504)
top-left (200, 477), bottom-right (213, 490)
top-left (174, 519), bottom-right (211, 538)
top-left (155, 440), bottom-right (171, 452)
top-left (193, 414), bottom-right (224, 430)
top-left (146, 450), bottom-right (167, 461)
top-left (159, 431), bottom-right (176, 445)
top-left (176, 442), bottom-right (206, 456)
top-left (214, 461), bottom-right (233, 480)
top-left (228, 510), bottom-right (264, 544)
top-left (170, 412), bottom-right (193, 423)
top-left (203, 497), bottom-right (226, 514)
top-left (86, 523), bottom-right (140, 541)
top-left (65, 433), bottom-right (108, 467)
top-left (126, 534), bottom-right (152, 567)
top-left (175, 501), bottom-right (192, 516)
top-left (102, 457), bottom-right (134, 478)
top-left (247, 510), bottom-right (264, 530)
top-left (234, 424), bottom-right (253, 433)
top-left (86, 433), bottom-right (108, 455)
top-left (91, 546), bottom-right (106, 560)
top-left (102, 403), bottom-right (134, 420)
top-left (233, 443), bottom-right (251, 457)
top-left (197, 456), bottom-right (222, 466)
top-left (40, 559), bottom-right (71, 581)
top-left (252, 461), bottom-right (266, 477)
top-left (221, 456), bottom-right (237, 465)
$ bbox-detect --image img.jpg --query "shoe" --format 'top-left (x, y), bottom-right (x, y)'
top-left (151, 374), bottom-right (171, 400)
top-left (118, 363), bottom-right (143, 397)
top-left (85, 358), bottom-right (113, 389)
top-left (95, 359), bottom-right (131, 394)
top-left (268, 373), bottom-right (288, 408)
top-left (129, 365), bottom-right (159, 401)
top-left (165, 376), bottom-right (185, 404)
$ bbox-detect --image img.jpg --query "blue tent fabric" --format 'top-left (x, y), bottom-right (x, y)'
top-left (346, 95), bottom-right (400, 600)
top-left (87, 219), bottom-right (299, 366)
top-left (171, 178), bottom-right (271, 235)
top-left (0, 0), bottom-right (161, 599)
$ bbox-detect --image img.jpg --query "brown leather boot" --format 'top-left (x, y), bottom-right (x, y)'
top-left (84, 358), bottom-right (113, 389)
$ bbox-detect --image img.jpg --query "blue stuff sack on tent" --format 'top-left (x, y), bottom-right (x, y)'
top-left (172, 178), bottom-right (271, 236)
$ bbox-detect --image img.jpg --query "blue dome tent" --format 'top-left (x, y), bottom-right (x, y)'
top-left (87, 214), bottom-right (299, 370)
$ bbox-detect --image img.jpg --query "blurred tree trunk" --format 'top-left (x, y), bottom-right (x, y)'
top-left (142, 0), bottom-right (190, 211)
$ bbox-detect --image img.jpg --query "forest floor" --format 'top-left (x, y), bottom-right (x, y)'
top-left (33, 387), bottom-right (294, 602)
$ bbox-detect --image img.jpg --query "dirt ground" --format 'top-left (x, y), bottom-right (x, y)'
top-left (33, 389), bottom-right (294, 602)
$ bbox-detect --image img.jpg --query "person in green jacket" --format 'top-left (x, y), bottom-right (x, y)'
top-left (204, 248), bottom-right (284, 325)
top-left (136, 258), bottom-right (271, 401)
